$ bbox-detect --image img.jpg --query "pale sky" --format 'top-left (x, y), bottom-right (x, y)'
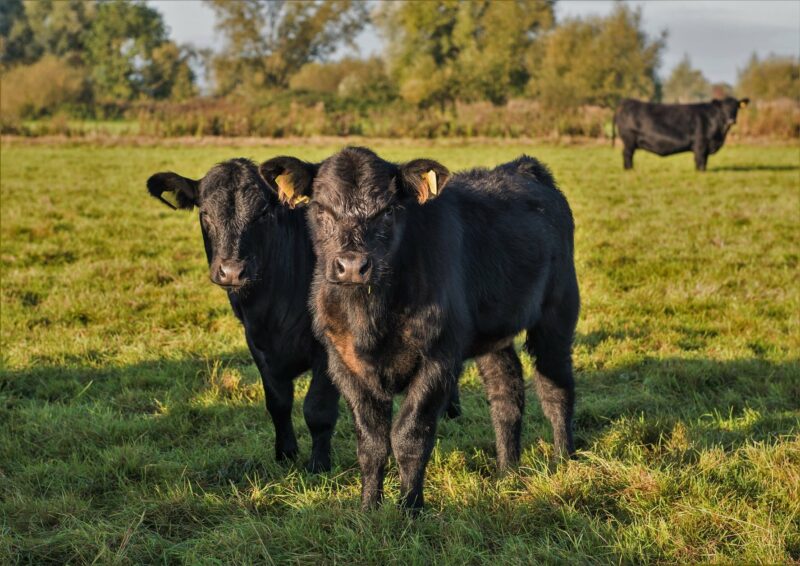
top-left (149, 0), bottom-right (800, 85)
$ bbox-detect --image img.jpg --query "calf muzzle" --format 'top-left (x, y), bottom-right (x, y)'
top-left (330, 253), bottom-right (372, 285)
top-left (211, 259), bottom-right (248, 288)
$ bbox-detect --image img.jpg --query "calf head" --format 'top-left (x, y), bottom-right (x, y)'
top-left (716, 96), bottom-right (750, 127)
top-left (147, 158), bottom-right (280, 291)
top-left (259, 147), bottom-right (449, 288)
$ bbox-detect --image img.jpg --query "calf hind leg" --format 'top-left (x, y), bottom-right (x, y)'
top-left (475, 346), bottom-right (525, 470)
top-left (303, 356), bottom-right (340, 472)
top-left (623, 143), bottom-right (635, 170)
top-left (525, 298), bottom-right (579, 458)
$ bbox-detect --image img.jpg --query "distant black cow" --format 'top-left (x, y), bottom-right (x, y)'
top-left (614, 97), bottom-right (750, 170)
top-left (260, 148), bottom-right (579, 511)
top-left (146, 159), bottom-right (340, 472)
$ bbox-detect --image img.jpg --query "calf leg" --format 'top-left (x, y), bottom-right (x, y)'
top-left (525, 283), bottom-right (579, 458)
top-left (246, 335), bottom-right (298, 461)
top-left (338, 381), bottom-right (392, 510)
top-left (476, 346), bottom-right (525, 470)
top-left (303, 353), bottom-right (339, 472)
top-left (694, 145), bottom-right (708, 171)
top-left (623, 143), bottom-right (635, 170)
top-left (262, 375), bottom-right (298, 461)
top-left (391, 361), bottom-right (459, 511)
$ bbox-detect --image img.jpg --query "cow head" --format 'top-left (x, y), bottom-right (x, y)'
top-left (716, 97), bottom-right (750, 127)
top-left (259, 147), bottom-right (449, 288)
top-left (146, 158), bottom-right (280, 292)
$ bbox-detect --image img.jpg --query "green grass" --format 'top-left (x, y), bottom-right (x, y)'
top-left (1, 140), bottom-right (798, 564)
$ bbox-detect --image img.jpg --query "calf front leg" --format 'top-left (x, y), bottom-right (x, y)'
top-left (246, 336), bottom-right (297, 461)
top-left (337, 378), bottom-right (392, 509)
top-left (391, 360), bottom-right (459, 511)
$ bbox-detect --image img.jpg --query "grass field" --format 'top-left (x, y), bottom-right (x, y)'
top-left (1, 139), bottom-right (798, 564)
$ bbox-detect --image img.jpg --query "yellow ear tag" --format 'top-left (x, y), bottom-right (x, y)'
top-left (739, 100), bottom-right (748, 108)
top-left (425, 170), bottom-right (438, 196)
top-left (275, 173), bottom-right (309, 208)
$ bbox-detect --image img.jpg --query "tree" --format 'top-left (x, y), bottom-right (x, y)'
top-left (663, 55), bottom-right (711, 103)
top-left (206, 0), bottom-right (368, 96)
top-left (532, 4), bottom-right (665, 110)
top-left (24, 0), bottom-right (96, 60)
top-left (376, 0), bottom-right (555, 107)
top-left (737, 53), bottom-right (800, 100)
top-left (0, 0), bottom-right (39, 67)
top-left (85, 0), bottom-right (194, 101)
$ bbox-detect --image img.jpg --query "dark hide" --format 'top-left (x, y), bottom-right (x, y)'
top-left (614, 96), bottom-right (750, 171)
top-left (146, 158), bottom-right (339, 472)
top-left (260, 147), bottom-right (579, 511)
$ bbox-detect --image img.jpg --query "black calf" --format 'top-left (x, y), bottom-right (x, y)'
top-left (260, 148), bottom-right (579, 510)
top-left (146, 158), bottom-right (339, 471)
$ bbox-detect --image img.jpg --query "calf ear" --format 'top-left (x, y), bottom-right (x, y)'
top-left (739, 98), bottom-right (750, 108)
top-left (399, 159), bottom-right (450, 204)
top-left (146, 172), bottom-right (199, 210)
top-left (259, 156), bottom-right (317, 208)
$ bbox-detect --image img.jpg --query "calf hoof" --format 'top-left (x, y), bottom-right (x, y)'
top-left (399, 494), bottom-right (424, 516)
top-left (305, 455), bottom-right (331, 474)
top-left (275, 445), bottom-right (299, 463)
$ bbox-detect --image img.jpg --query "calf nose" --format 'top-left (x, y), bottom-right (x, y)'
top-left (213, 260), bottom-right (246, 287)
top-left (333, 253), bottom-right (372, 284)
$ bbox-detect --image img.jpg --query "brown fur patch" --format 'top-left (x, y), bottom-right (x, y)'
top-left (325, 327), bottom-right (367, 378)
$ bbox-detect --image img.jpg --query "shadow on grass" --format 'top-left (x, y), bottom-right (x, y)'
top-left (711, 164), bottom-right (799, 172)
top-left (2, 351), bottom-right (798, 486)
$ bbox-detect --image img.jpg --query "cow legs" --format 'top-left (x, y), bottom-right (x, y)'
top-left (262, 374), bottom-right (298, 461)
top-left (623, 143), bottom-right (635, 170)
top-left (338, 379), bottom-right (392, 510)
top-left (525, 280), bottom-right (579, 458)
top-left (245, 334), bottom-right (298, 461)
top-left (476, 346), bottom-right (525, 470)
top-left (694, 145), bottom-right (709, 171)
top-left (303, 353), bottom-right (340, 472)
top-left (391, 361), bottom-right (459, 511)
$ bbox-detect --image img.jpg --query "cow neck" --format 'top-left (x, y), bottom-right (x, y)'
top-left (247, 205), bottom-right (314, 309)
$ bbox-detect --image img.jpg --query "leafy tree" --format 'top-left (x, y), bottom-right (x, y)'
top-left (0, 0), bottom-right (39, 67)
top-left (206, 0), bottom-right (368, 96)
top-left (737, 53), bottom-right (800, 100)
top-left (663, 54), bottom-right (711, 103)
top-left (24, 0), bottom-right (96, 60)
top-left (289, 57), bottom-right (395, 102)
top-left (85, 0), bottom-right (194, 101)
top-left (532, 4), bottom-right (665, 110)
top-left (376, 0), bottom-right (554, 107)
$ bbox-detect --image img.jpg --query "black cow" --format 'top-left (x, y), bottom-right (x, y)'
top-left (613, 97), bottom-right (750, 171)
top-left (259, 147), bottom-right (579, 511)
top-left (146, 159), bottom-right (340, 472)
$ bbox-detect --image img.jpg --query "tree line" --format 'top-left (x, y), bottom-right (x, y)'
top-left (1, 0), bottom-right (797, 134)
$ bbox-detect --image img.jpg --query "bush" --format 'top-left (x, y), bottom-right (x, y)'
top-left (737, 54), bottom-right (800, 101)
top-left (0, 55), bottom-right (90, 119)
top-left (733, 99), bottom-right (800, 139)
